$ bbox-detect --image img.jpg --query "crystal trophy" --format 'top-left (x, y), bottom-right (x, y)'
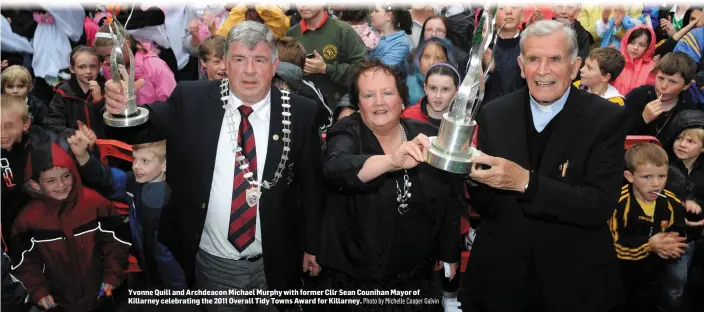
top-left (426, 6), bottom-right (504, 174)
top-left (103, 19), bottom-right (149, 127)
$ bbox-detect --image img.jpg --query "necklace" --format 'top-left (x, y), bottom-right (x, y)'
top-left (396, 124), bottom-right (412, 215)
top-left (220, 79), bottom-right (292, 207)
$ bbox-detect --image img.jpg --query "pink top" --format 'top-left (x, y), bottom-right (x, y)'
top-left (102, 42), bottom-right (176, 105)
top-left (612, 25), bottom-right (657, 96)
top-left (83, 17), bottom-right (99, 48)
top-left (351, 24), bottom-right (380, 51)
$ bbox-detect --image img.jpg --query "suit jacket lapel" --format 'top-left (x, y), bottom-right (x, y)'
top-left (537, 86), bottom-right (584, 175)
top-left (262, 87), bottom-right (284, 186)
top-left (201, 82), bottom-right (226, 188)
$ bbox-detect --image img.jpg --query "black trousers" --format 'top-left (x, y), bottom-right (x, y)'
top-left (620, 256), bottom-right (664, 312)
top-left (317, 265), bottom-right (442, 312)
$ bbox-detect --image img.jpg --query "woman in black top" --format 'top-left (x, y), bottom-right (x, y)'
top-left (319, 58), bottom-right (462, 311)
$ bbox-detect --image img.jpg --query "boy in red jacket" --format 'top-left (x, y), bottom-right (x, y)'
top-left (9, 138), bottom-right (130, 312)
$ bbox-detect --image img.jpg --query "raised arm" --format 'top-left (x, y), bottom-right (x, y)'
top-left (103, 80), bottom-right (185, 144)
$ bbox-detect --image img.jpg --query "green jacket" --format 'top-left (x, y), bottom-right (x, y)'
top-left (287, 16), bottom-right (367, 109)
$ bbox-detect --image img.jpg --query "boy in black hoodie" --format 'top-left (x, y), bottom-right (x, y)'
top-left (661, 110), bottom-right (704, 312)
top-left (624, 52), bottom-right (701, 142)
top-left (44, 46), bottom-right (107, 139)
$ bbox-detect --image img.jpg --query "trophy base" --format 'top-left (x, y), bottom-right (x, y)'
top-left (427, 137), bottom-right (479, 174)
top-left (103, 107), bottom-right (149, 128)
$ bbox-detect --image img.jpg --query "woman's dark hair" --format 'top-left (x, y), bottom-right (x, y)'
top-left (69, 45), bottom-right (100, 67)
top-left (419, 15), bottom-right (449, 46)
top-left (424, 63), bottom-right (460, 88)
top-left (349, 57), bottom-right (410, 108)
top-left (382, 6), bottom-right (413, 35)
top-left (627, 28), bottom-right (652, 48)
top-left (337, 9), bottom-right (369, 22)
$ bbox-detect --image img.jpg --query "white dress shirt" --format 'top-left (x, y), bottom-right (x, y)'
top-left (199, 91), bottom-right (270, 260)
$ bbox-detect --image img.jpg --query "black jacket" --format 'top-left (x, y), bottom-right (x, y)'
top-left (663, 110), bottom-right (704, 241)
top-left (445, 9), bottom-right (474, 79)
top-left (104, 80), bottom-right (325, 302)
top-left (320, 114), bottom-right (462, 281)
top-left (624, 84), bottom-right (702, 142)
top-left (27, 95), bottom-right (48, 126)
top-left (1, 253), bottom-right (30, 312)
top-left (44, 75), bottom-right (107, 139)
top-left (115, 7), bottom-right (165, 29)
top-left (445, 9), bottom-right (474, 53)
top-left (464, 86), bottom-right (626, 311)
top-left (483, 36), bottom-right (526, 105)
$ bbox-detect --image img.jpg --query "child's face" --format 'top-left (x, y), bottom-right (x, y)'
top-left (70, 52), bottom-right (100, 86)
top-left (553, 4), bottom-right (580, 22)
top-left (625, 163), bottom-right (668, 202)
top-left (96, 45), bottom-right (113, 69)
top-left (201, 54), bottom-right (227, 80)
top-left (3, 81), bottom-right (29, 98)
top-left (655, 71), bottom-right (689, 102)
top-left (424, 74), bottom-right (458, 113)
top-left (496, 4), bottom-right (523, 31)
top-left (0, 110), bottom-right (30, 149)
top-left (36, 167), bottom-right (74, 201)
top-left (626, 34), bottom-right (649, 60)
top-left (95, 41), bottom-right (131, 72)
top-left (132, 148), bottom-right (166, 183)
top-left (419, 43), bottom-right (447, 75)
top-left (673, 132), bottom-right (703, 163)
top-left (579, 57), bottom-right (608, 87)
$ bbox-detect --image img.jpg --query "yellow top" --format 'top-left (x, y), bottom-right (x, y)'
top-left (636, 197), bottom-right (656, 217)
top-left (215, 5), bottom-right (290, 39)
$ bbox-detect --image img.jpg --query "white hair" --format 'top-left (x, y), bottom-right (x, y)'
top-left (519, 19), bottom-right (579, 61)
top-left (225, 21), bottom-right (278, 63)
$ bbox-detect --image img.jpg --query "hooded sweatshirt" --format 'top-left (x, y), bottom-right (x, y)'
top-left (662, 110), bottom-right (704, 242)
top-left (0, 126), bottom-right (69, 249)
top-left (406, 37), bottom-right (458, 106)
top-left (101, 41), bottom-right (176, 106)
top-left (613, 26), bottom-right (657, 96)
top-left (10, 141), bottom-right (130, 312)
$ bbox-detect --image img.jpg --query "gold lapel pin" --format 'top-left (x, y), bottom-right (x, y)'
top-left (273, 134), bottom-right (280, 141)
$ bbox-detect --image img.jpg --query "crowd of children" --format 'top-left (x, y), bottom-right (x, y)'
top-left (2, 3), bottom-right (704, 312)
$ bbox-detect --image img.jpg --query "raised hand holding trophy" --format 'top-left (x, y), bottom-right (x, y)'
top-left (426, 6), bottom-right (504, 174)
top-left (102, 16), bottom-right (149, 127)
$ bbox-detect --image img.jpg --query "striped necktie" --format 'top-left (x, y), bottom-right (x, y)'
top-left (228, 105), bottom-right (257, 252)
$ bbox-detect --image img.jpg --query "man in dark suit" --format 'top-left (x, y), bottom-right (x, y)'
top-left (103, 21), bottom-right (324, 311)
top-left (463, 20), bottom-right (626, 311)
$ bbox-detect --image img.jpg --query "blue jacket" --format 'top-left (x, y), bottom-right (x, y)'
top-left (77, 157), bottom-right (187, 289)
top-left (369, 30), bottom-right (411, 66)
top-left (674, 27), bottom-right (704, 104)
